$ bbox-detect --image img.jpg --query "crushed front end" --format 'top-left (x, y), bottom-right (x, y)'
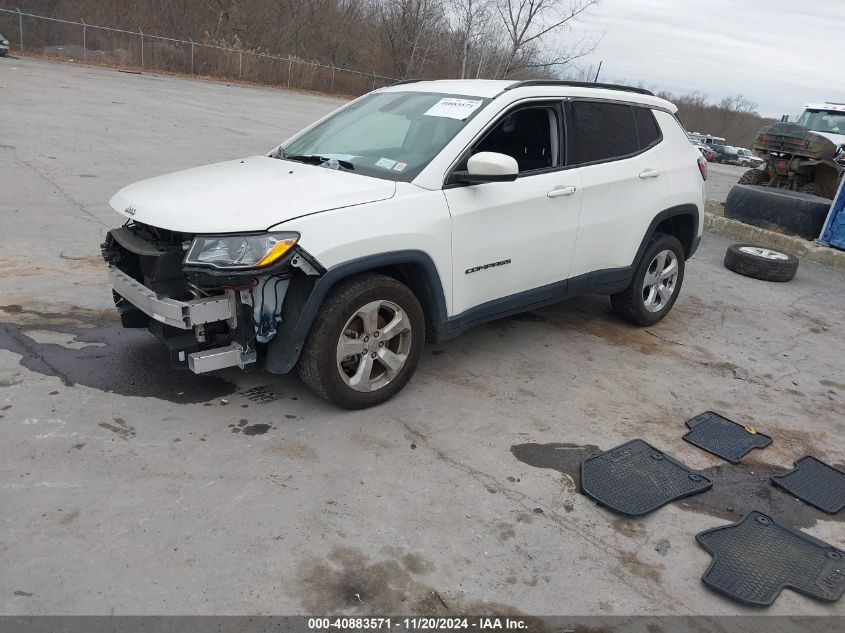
top-left (101, 222), bottom-right (320, 374)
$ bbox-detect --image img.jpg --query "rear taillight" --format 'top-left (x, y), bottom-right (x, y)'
top-left (697, 156), bottom-right (707, 181)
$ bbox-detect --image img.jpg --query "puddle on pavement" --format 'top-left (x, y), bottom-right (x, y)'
top-left (0, 305), bottom-right (235, 404)
top-left (230, 422), bottom-right (274, 435)
top-left (512, 442), bottom-right (843, 529)
top-left (510, 442), bottom-right (602, 488)
top-left (677, 459), bottom-right (845, 529)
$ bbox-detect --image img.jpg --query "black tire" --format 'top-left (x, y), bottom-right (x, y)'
top-left (724, 184), bottom-right (831, 240)
top-left (723, 244), bottom-right (798, 282)
top-left (297, 273), bottom-right (425, 409)
top-left (738, 169), bottom-right (768, 186)
top-left (611, 233), bottom-right (685, 326)
top-left (799, 182), bottom-right (822, 196)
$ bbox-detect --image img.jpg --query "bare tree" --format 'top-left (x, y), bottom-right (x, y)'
top-left (719, 94), bottom-right (758, 115)
top-left (449, 0), bottom-right (497, 78)
top-left (376, 0), bottom-right (446, 79)
top-left (495, 0), bottom-right (600, 78)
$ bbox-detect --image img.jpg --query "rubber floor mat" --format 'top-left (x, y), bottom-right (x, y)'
top-left (696, 511), bottom-right (845, 606)
top-left (580, 439), bottom-right (711, 516)
top-left (771, 456), bottom-right (845, 514)
top-left (683, 411), bottom-right (771, 463)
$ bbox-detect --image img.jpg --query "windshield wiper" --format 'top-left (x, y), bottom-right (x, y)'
top-left (283, 154), bottom-right (354, 170)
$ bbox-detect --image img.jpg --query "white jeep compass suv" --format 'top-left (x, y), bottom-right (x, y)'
top-left (102, 80), bottom-right (706, 408)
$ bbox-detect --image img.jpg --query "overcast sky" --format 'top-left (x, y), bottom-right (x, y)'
top-left (571, 0), bottom-right (845, 117)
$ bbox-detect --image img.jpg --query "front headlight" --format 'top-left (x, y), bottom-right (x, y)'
top-left (184, 232), bottom-right (299, 269)
top-left (1, 40), bottom-right (9, 45)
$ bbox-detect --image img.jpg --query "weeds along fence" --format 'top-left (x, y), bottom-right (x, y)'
top-left (0, 7), bottom-right (397, 96)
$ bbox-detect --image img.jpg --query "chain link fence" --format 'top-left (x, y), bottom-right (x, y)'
top-left (0, 7), bottom-right (398, 95)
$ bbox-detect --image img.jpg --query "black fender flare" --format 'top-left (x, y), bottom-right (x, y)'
top-left (640, 203), bottom-right (701, 261)
top-left (265, 250), bottom-right (448, 374)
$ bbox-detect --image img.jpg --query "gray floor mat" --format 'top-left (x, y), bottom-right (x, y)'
top-left (696, 511), bottom-right (845, 606)
top-left (580, 439), bottom-right (711, 516)
top-left (772, 456), bottom-right (845, 514)
top-left (683, 411), bottom-right (771, 463)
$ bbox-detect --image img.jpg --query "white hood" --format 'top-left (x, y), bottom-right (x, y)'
top-left (109, 156), bottom-right (396, 233)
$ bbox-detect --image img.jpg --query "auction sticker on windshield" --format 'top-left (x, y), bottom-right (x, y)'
top-left (423, 98), bottom-right (483, 120)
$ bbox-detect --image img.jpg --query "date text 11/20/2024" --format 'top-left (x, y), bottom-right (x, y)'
top-left (307, 617), bottom-right (529, 630)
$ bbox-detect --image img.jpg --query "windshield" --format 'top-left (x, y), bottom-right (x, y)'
top-left (797, 109), bottom-right (845, 135)
top-left (278, 91), bottom-right (489, 182)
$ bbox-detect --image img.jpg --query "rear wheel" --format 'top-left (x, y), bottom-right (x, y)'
top-left (297, 273), bottom-right (425, 409)
top-left (611, 233), bottom-right (685, 326)
top-left (738, 168), bottom-right (768, 186)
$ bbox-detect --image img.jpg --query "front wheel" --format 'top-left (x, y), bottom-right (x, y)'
top-left (297, 273), bottom-right (425, 409)
top-left (610, 233), bottom-right (685, 326)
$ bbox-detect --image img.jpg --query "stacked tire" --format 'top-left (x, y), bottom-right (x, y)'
top-left (724, 184), bottom-right (831, 241)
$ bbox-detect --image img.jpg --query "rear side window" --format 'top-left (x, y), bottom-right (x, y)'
top-left (572, 101), bottom-right (638, 163)
top-left (633, 107), bottom-right (661, 148)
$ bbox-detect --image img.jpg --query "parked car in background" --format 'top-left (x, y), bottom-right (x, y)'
top-left (0, 34), bottom-right (10, 56)
top-left (736, 148), bottom-right (764, 168)
top-left (713, 145), bottom-right (741, 165)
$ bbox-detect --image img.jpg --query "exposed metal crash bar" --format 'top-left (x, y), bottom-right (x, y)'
top-left (187, 343), bottom-right (257, 374)
top-left (108, 266), bottom-right (234, 330)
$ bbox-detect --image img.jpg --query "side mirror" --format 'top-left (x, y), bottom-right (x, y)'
top-left (454, 152), bottom-right (519, 184)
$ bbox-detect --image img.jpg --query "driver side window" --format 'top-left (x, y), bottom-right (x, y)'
top-left (469, 104), bottom-right (561, 174)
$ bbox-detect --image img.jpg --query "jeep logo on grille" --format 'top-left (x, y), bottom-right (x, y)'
top-left (124, 206), bottom-right (137, 216)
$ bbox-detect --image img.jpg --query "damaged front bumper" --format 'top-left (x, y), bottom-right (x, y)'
top-left (107, 266), bottom-right (256, 372)
top-left (102, 222), bottom-right (315, 374)
top-left (108, 267), bottom-right (235, 330)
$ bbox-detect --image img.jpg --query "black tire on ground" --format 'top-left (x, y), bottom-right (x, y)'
top-left (800, 182), bottom-right (822, 196)
top-left (723, 244), bottom-right (798, 282)
top-left (297, 272), bottom-right (425, 409)
top-left (738, 169), bottom-right (768, 186)
top-left (723, 184), bottom-right (832, 240)
top-left (611, 232), bottom-right (685, 326)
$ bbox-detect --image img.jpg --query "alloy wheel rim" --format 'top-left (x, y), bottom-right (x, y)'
top-left (738, 246), bottom-right (789, 261)
top-left (642, 249), bottom-right (679, 313)
top-left (336, 299), bottom-right (412, 392)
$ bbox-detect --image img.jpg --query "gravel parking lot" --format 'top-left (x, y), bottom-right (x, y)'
top-left (1, 58), bottom-right (844, 618)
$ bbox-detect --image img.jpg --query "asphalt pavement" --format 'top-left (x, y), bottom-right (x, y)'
top-left (1, 57), bottom-right (844, 618)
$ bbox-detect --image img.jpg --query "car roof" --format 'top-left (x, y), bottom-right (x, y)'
top-left (378, 79), bottom-right (678, 113)
top-left (804, 103), bottom-right (845, 112)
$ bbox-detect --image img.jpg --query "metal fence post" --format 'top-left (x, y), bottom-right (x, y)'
top-left (17, 7), bottom-right (23, 51)
top-left (189, 37), bottom-right (194, 74)
top-left (287, 57), bottom-right (292, 87)
top-left (372, 72), bottom-right (376, 91)
top-left (239, 50), bottom-right (242, 78)
top-left (81, 18), bottom-right (86, 61)
top-left (331, 66), bottom-right (335, 92)
top-left (139, 28), bottom-right (144, 66)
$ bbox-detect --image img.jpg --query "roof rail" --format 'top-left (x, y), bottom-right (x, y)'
top-left (389, 79), bottom-right (423, 86)
top-left (504, 80), bottom-right (654, 97)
